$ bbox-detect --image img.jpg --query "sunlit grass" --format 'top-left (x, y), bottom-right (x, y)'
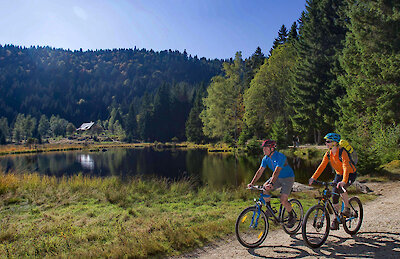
top-left (0, 142), bottom-right (157, 156)
top-left (0, 171), bottom-right (376, 258)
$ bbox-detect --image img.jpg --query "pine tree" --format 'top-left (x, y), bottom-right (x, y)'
top-left (152, 83), bottom-right (172, 141)
top-left (125, 101), bottom-right (137, 142)
top-left (137, 92), bottom-right (154, 141)
top-left (337, 0), bottom-right (400, 170)
top-left (244, 47), bottom-right (266, 88)
top-left (185, 86), bottom-right (207, 143)
top-left (270, 24), bottom-right (288, 56)
top-left (290, 0), bottom-right (348, 143)
top-left (287, 22), bottom-right (298, 43)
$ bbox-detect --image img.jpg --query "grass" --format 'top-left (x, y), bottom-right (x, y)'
top-left (0, 171), bottom-right (376, 258)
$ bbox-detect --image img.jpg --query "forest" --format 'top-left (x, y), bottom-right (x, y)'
top-left (0, 0), bottom-right (399, 172)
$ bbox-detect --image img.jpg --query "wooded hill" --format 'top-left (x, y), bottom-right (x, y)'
top-left (0, 0), bottom-right (399, 173)
top-left (0, 45), bottom-right (223, 141)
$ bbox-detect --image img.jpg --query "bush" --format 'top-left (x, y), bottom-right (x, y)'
top-left (245, 137), bottom-right (261, 156)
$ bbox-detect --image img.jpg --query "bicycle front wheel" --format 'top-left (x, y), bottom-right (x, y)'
top-left (235, 206), bottom-right (269, 248)
top-left (282, 198), bottom-right (304, 235)
top-left (343, 196), bottom-right (363, 235)
top-left (302, 204), bottom-right (330, 248)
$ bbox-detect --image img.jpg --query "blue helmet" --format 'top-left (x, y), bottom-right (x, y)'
top-left (324, 133), bottom-right (341, 143)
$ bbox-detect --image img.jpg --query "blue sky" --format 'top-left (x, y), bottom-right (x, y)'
top-left (0, 0), bottom-right (306, 59)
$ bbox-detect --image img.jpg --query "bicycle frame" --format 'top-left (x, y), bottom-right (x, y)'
top-left (252, 191), bottom-right (286, 227)
top-left (315, 182), bottom-right (358, 225)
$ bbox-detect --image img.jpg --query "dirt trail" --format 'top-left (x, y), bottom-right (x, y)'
top-left (173, 181), bottom-right (400, 259)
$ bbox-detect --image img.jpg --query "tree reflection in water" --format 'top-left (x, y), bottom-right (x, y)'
top-left (0, 148), bottom-right (331, 188)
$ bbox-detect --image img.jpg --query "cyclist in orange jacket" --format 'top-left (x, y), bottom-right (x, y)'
top-left (308, 133), bottom-right (357, 230)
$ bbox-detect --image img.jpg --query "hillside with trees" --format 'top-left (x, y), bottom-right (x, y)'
top-left (0, 45), bottom-right (223, 142)
top-left (199, 0), bottom-right (400, 172)
top-left (0, 0), bottom-right (399, 173)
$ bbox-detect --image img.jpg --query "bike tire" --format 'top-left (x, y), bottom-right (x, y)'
top-left (343, 196), bottom-right (363, 235)
top-left (302, 204), bottom-right (330, 248)
top-left (282, 198), bottom-right (304, 235)
top-left (235, 206), bottom-right (269, 248)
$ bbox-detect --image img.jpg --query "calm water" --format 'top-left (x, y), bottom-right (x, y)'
top-left (0, 148), bottom-right (333, 188)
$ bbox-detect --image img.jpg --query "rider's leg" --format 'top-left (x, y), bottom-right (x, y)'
top-left (262, 182), bottom-right (272, 206)
top-left (280, 194), bottom-right (292, 213)
top-left (341, 191), bottom-right (350, 207)
top-left (331, 184), bottom-right (341, 229)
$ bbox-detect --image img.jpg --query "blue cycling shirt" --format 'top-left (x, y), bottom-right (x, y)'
top-left (261, 151), bottom-right (294, 178)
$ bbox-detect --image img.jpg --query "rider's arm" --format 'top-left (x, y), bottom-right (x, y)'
top-left (270, 166), bottom-right (282, 184)
top-left (340, 151), bottom-right (353, 183)
top-left (311, 152), bottom-right (330, 180)
top-left (249, 166), bottom-right (265, 185)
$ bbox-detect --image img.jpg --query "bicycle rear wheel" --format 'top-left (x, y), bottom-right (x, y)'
top-left (302, 204), bottom-right (330, 248)
top-left (343, 196), bottom-right (363, 235)
top-left (235, 206), bottom-right (269, 248)
top-left (282, 198), bottom-right (304, 235)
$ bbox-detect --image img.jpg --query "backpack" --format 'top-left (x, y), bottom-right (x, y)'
top-left (326, 139), bottom-right (358, 169)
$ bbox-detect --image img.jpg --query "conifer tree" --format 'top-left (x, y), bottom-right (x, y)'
top-left (337, 0), bottom-right (400, 169)
top-left (125, 101), bottom-right (137, 142)
top-left (269, 24), bottom-right (288, 56)
top-left (287, 22), bottom-right (298, 43)
top-left (185, 86), bottom-right (207, 143)
top-left (244, 47), bottom-right (265, 88)
top-left (290, 0), bottom-right (347, 143)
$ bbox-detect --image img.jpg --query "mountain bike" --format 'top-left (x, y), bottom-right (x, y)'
top-left (302, 180), bottom-right (363, 248)
top-left (235, 185), bottom-right (303, 248)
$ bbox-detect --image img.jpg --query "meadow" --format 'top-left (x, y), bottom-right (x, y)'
top-left (0, 171), bottom-right (375, 258)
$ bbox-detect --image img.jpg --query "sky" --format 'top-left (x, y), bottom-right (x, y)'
top-left (0, 0), bottom-right (306, 60)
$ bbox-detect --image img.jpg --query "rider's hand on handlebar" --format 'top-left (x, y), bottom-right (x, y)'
top-left (247, 183), bottom-right (253, 189)
top-left (308, 178), bottom-right (315, 186)
top-left (263, 182), bottom-right (273, 191)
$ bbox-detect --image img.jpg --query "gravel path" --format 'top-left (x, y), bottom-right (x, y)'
top-left (173, 181), bottom-right (400, 259)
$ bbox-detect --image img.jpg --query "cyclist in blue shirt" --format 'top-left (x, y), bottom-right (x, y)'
top-left (248, 139), bottom-right (296, 227)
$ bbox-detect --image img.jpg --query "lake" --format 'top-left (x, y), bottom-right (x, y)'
top-left (0, 147), bottom-right (333, 188)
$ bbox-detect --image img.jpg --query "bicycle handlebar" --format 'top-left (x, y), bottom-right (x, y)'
top-left (311, 179), bottom-right (335, 187)
top-left (247, 185), bottom-right (265, 191)
top-left (311, 179), bottom-right (347, 193)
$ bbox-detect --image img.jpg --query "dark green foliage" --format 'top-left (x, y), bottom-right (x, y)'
top-left (0, 130), bottom-right (5, 144)
top-left (0, 45), bottom-right (222, 137)
top-left (290, 0), bottom-right (348, 143)
top-left (0, 117), bottom-right (9, 144)
top-left (244, 47), bottom-right (266, 88)
top-left (245, 137), bottom-right (261, 156)
top-left (337, 0), bottom-right (400, 171)
top-left (270, 24), bottom-right (288, 56)
top-left (270, 116), bottom-right (289, 148)
top-left (287, 22), bottom-right (299, 43)
top-left (185, 85), bottom-right (207, 143)
top-left (125, 102), bottom-right (137, 142)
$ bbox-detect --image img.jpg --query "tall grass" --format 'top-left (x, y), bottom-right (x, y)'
top-left (0, 171), bottom-right (374, 258)
top-left (0, 171), bottom-right (257, 258)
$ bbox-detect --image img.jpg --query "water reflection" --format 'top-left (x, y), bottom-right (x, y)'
top-left (0, 148), bottom-right (333, 188)
top-left (77, 154), bottom-right (95, 170)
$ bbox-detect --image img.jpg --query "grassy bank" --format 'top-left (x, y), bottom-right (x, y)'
top-left (0, 141), bottom-right (225, 157)
top-left (0, 172), bottom-right (375, 258)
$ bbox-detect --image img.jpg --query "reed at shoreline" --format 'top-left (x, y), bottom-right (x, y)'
top-left (0, 171), bottom-right (374, 258)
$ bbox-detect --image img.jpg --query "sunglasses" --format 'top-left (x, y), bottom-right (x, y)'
top-left (325, 140), bottom-right (333, 143)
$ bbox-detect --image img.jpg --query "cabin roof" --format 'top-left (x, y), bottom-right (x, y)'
top-left (77, 122), bottom-right (95, 131)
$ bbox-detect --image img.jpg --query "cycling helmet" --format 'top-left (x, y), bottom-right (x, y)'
top-left (261, 139), bottom-right (277, 148)
top-left (324, 133), bottom-right (341, 143)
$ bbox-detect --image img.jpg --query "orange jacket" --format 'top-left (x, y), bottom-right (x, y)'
top-left (312, 148), bottom-right (356, 183)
